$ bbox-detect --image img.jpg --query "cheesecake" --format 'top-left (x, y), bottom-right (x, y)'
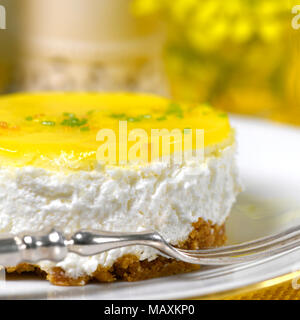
top-left (0, 93), bottom-right (241, 285)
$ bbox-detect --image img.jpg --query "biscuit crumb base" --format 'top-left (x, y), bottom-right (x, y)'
top-left (6, 218), bottom-right (226, 286)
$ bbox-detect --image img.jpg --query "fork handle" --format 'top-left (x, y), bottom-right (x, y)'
top-left (0, 229), bottom-right (68, 267)
top-left (0, 229), bottom-right (166, 267)
top-left (68, 229), bottom-right (165, 256)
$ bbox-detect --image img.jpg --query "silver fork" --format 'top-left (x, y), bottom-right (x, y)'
top-left (1, 226), bottom-right (300, 267)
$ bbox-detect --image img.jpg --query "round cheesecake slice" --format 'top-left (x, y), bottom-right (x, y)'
top-left (0, 93), bottom-right (241, 285)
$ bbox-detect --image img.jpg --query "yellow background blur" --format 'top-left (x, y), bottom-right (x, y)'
top-left (133, 0), bottom-right (300, 125)
top-left (0, 0), bottom-right (300, 125)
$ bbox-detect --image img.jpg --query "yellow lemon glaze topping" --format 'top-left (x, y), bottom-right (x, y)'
top-left (0, 93), bottom-right (231, 170)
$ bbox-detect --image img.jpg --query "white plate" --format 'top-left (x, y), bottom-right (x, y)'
top-left (0, 115), bottom-right (300, 300)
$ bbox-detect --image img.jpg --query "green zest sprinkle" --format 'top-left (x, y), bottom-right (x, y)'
top-left (63, 112), bottom-right (75, 118)
top-left (127, 116), bottom-right (142, 122)
top-left (110, 113), bottom-right (152, 122)
top-left (87, 110), bottom-right (95, 116)
top-left (165, 102), bottom-right (184, 119)
top-left (61, 118), bottom-right (87, 127)
top-left (80, 126), bottom-right (90, 132)
top-left (61, 112), bottom-right (88, 127)
top-left (110, 113), bottom-right (127, 120)
top-left (127, 114), bottom-right (153, 122)
top-left (157, 116), bottom-right (167, 121)
top-left (25, 116), bottom-right (33, 121)
top-left (218, 113), bottom-right (228, 118)
top-left (41, 121), bottom-right (56, 126)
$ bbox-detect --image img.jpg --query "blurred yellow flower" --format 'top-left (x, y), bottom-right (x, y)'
top-left (132, 0), bottom-right (289, 50)
top-left (132, 0), bottom-right (294, 120)
top-left (232, 19), bottom-right (252, 43)
top-left (169, 0), bottom-right (199, 24)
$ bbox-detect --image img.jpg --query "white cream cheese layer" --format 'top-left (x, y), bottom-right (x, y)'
top-left (0, 145), bottom-right (241, 278)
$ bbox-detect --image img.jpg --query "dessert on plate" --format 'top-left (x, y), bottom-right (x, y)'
top-left (0, 93), bottom-right (241, 285)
